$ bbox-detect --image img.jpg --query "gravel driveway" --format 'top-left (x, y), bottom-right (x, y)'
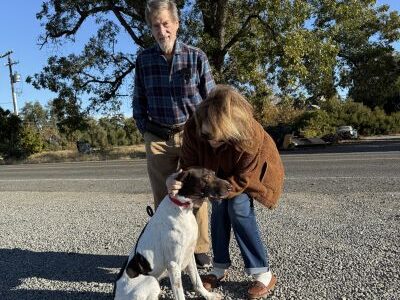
top-left (0, 153), bottom-right (399, 299)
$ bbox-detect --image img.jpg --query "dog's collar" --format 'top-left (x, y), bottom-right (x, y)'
top-left (169, 195), bottom-right (191, 208)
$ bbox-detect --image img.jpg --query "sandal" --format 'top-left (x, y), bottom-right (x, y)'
top-left (201, 274), bottom-right (225, 291)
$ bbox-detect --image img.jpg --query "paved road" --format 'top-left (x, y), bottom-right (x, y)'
top-left (0, 142), bottom-right (399, 299)
top-left (0, 141), bottom-right (398, 194)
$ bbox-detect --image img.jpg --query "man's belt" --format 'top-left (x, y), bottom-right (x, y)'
top-left (146, 120), bottom-right (185, 140)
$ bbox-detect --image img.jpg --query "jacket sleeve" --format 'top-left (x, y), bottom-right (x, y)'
top-left (225, 122), bottom-right (284, 208)
top-left (132, 56), bottom-right (147, 134)
top-left (225, 150), bottom-right (259, 198)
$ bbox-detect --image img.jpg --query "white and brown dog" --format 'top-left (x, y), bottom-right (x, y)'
top-left (114, 168), bottom-right (232, 300)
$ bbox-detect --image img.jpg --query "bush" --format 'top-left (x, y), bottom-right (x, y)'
top-left (387, 112), bottom-right (400, 133)
top-left (294, 98), bottom-right (400, 138)
top-left (295, 110), bottom-right (336, 138)
top-left (0, 108), bottom-right (24, 158)
top-left (20, 125), bottom-right (44, 156)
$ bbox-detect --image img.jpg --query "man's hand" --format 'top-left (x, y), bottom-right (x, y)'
top-left (166, 169), bottom-right (183, 196)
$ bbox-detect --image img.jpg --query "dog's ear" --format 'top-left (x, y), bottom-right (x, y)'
top-left (175, 170), bottom-right (189, 182)
top-left (126, 253), bottom-right (152, 278)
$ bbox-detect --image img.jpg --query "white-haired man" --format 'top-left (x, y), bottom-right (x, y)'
top-left (132, 0), bottom-right (215, 268)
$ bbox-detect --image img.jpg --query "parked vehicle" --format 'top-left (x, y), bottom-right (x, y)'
top-left (282, 134), bottom-right (328, 149)
top-left (76, 140), bottom-right (92, 154)
top-left (336, 126), bottom-right (358, 140)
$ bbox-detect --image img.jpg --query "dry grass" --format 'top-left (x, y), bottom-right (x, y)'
top-left (14, 144), bottom-right (146, 164)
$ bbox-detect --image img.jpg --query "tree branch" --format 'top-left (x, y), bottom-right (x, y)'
top-left (222, 14), bottom-right (258, 53)
top-left (39, 3), bottom-right (117, 48)
top-left (256, 16), bottom-right (279, 43)
top-left (111, 6), bottom-right (144, 46)
top-left (79, 62), bottom-right (135, 102)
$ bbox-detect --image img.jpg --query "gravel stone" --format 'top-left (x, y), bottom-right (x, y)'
top-left (0, 153), bottom-right (399, 299)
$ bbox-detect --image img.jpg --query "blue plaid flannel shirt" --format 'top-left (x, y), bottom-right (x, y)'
top-left (132, 40), bottom-right (215, 133)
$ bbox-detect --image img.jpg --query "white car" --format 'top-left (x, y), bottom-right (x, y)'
top-left (336, 126), bottom-right (358, 139)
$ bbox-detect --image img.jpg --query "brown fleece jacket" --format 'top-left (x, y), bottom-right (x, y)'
top-left (180, 117), bottom-right (285, 209)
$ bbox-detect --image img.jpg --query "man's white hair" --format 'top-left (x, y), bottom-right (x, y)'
top-left (145, 0), bottom-right (179, 26)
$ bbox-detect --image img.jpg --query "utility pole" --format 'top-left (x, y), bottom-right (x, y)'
top-left (1, 50), bottom-right (20, 115)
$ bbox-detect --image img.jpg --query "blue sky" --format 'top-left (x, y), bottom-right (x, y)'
top-left (0, 0), bottom-right (399, 117)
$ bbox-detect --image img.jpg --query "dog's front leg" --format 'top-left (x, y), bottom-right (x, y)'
top-left (186, 255), bottom-right (222, 300)
top-left (167, 261), bottom-right (186, 300)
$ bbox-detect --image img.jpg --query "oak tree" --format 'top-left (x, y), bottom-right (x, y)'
top-left (30, 0), bottom-right (400, 125)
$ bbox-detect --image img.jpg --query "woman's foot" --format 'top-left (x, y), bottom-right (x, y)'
top-left (247, 275), bottom-right (277, 299)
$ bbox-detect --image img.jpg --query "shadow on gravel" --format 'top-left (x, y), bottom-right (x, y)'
top-left (0, 248), bottom-right (126, 299)
top-left (2, 290), bottom-right (111, 300)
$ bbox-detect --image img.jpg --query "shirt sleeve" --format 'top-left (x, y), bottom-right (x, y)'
top-left (132, 56), bottom-right (147, 134)
top-left (198, 53), bottom-right (216, 100)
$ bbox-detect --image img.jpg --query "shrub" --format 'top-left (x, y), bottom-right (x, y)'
top-left (294, 98), bottom-right (400, 137)
top-left (20, 125), bottom-right (44, 156)
top-left (295, 110), bottom-right (336, 138)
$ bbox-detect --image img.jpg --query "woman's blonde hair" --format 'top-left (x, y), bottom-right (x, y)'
top-left (195, 85), bottom-right (257, 153)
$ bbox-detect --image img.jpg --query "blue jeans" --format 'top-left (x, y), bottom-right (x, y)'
top-left (211, 193), bottom-right (269, 275)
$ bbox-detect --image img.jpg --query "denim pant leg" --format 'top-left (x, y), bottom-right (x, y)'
top-left (227, 194), bottom-right (269, 275)
top-left (211, 199), bottom-right (232, 269)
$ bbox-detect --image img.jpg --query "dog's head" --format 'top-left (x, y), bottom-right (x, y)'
top-left (175, 168), bottom-right (232, 207)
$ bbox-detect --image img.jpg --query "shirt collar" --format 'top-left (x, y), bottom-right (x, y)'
top-left (174, 40), bottom-right (183, 54)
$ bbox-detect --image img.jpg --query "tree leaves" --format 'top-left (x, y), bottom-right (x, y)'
top-left (31, 0), bottom-right (400, 118)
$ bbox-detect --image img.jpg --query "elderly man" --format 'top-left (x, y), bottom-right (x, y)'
top-left (132, 0), bottom-right (215, 268)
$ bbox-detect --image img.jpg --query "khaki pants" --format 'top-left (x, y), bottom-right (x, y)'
top-left (144, 131), bottom-right (210, 254)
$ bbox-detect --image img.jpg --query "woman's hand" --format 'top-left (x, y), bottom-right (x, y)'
top-left (166, 169), bottom-right (183, 196)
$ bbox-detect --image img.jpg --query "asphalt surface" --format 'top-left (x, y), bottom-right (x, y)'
top-left (0, 141), bottom-right (399, 299)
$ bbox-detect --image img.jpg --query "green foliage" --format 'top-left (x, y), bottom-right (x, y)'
top-left (51, 92), bottom-right (89, 137)
top-left (6, 0), bottom-right (397, 155)
top-left (20, 125), bottom-right (44, 156)
top-left (29, 0), bottom-right (400, 121)
top-left (98, 116), bottom-right (124, 146)
top-left (254, 95), bottom-right (304, 128)
top-left (123, 117), bottom-right (143, 145)
top-left (0, 108), bottom-right (23, 158)
top-left (6, 98), bottom-right (399, 158)
top-left (347, 48), bottom-right (400, 113)
top-left (1, 108), bottom-right (45, 157)
top-left (315, 0), bottom-right (400, 113)
top-left (20, 101), bottom-right (48, 129)
top-left (15, 101), bottom-right (144, 155)
top-left (296, 110), bottom-right (336, 138)
top-left (293, 98), bottom-right (400, 137)
top-left (79, 119), bottom-right (109, 149)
